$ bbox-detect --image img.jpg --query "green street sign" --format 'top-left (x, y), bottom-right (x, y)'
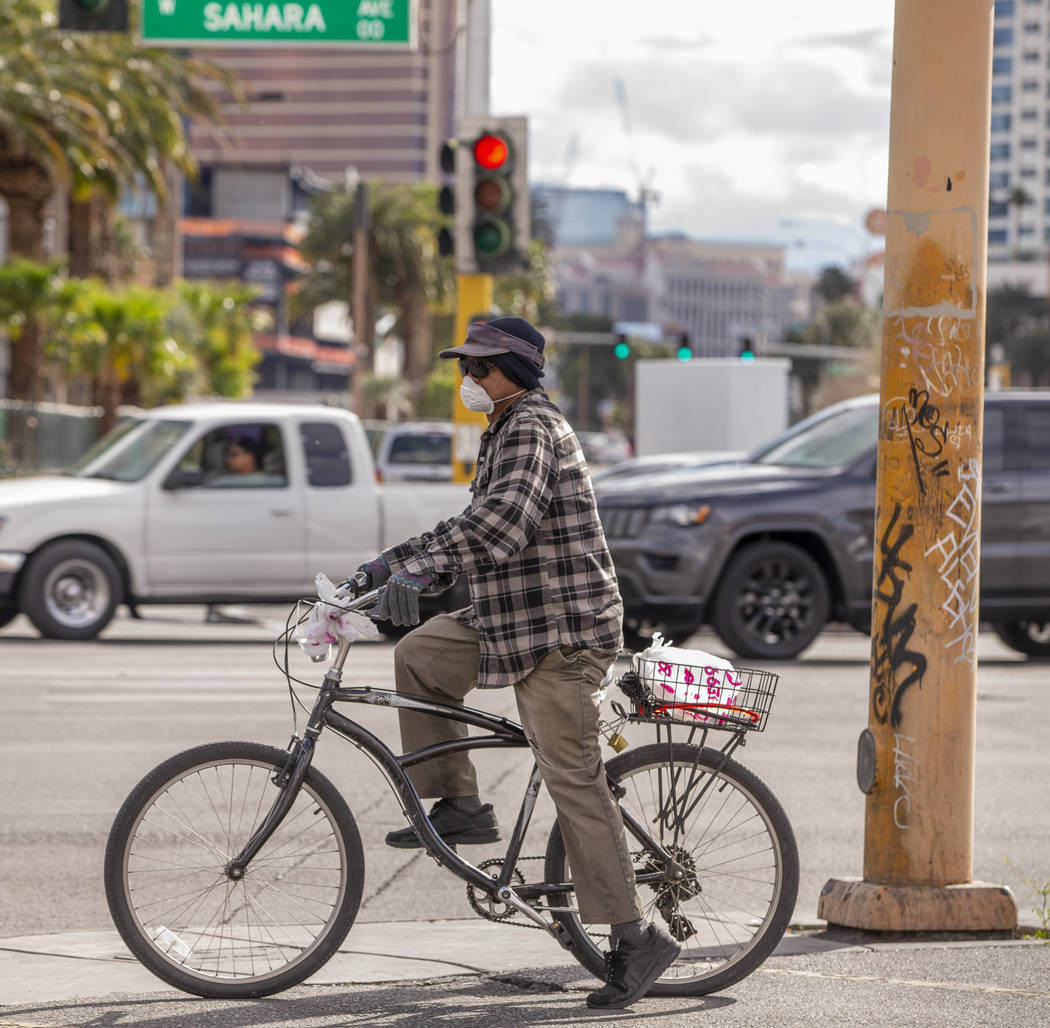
top-left (140, 0), bottom-right (415, 47)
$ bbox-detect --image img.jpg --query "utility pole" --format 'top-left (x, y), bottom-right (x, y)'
top-left (350, 179), bottom-right (371, 416)
top-left (820, 0), bottom-right (1017, 932)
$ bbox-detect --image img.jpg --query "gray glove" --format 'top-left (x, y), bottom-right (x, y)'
top-left (375, 570), bottom-right (435, 627)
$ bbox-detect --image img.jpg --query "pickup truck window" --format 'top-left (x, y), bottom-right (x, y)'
top-left (69, 419), bottom-right (191, 482)
top-left (177, 424), bottom-right (288, 488)
top-left (300, 421), bottom-right (352, 487)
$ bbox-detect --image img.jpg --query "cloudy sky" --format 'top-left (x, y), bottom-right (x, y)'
top-left (490, 1), bottom-right (896, 270)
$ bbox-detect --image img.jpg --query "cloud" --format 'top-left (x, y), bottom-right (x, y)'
top-left (637, 32), bottom-right (716, 51)
top-left (557, 55), bottom-right (889, 144)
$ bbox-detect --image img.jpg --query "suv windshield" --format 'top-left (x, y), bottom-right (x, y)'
top-left (752, 403), bottom-right (878, 469)
top-left (68, 418), bottom-right (191, 482)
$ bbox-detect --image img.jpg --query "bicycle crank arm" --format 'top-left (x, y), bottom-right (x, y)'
top-left (494, 885), bottom-right (577, 951)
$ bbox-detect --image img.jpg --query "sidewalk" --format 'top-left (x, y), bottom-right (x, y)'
top-left (1, 917), bottom-right (1047, 1020)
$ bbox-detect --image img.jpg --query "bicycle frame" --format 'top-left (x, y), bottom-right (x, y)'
top-left (231, 608), bottom-right (743, 946)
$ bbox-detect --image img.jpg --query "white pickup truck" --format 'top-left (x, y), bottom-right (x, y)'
top-left (0, 402), bottom-right (470, 639)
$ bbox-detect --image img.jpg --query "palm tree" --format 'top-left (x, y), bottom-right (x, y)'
top-left (298, 182), bottom-right (453, 402)
top-left (0, 2), bottom-right (234, 398)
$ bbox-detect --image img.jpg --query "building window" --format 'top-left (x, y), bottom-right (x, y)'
top-left (1021, 166), bottom-right (1037, 177)
top-left (988, 229), bottom-right (1009, 244)
top-left (992, 113), bottom-right (1012, 132)
top-left (1022, 79), bottom-right (1040, 91)
top-left (1043, 197), bottom-right (1050, 214)
top-left (1021, 137), bottom-right (1038, 149)
top-left (1024, 21), bottom-right (1041, 32)
top-left (1019, 224), bottom-right (1036, 236)
top-left (991, 142), bottom-right (1011, 160)
top-left (1024, 49), bottom-right (1040, 61)
top-left (995, 27), bottom-right (1015, 44)
top-left (993, 56), bottom-right (1013, 75)
top-left (994, 0), bottom-right (1014, 15)
top-left (993, 84), bottom-right (1013, 103)
top-left (991, 170), bottom-right (1010, 188)
top-left (1022, 109), bottom-right (1039, 120)
top-left (989, 201), bottom-right (1009, 218)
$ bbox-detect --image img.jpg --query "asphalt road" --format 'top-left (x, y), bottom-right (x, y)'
top-left (1, 606), bottom-right (1048, 940)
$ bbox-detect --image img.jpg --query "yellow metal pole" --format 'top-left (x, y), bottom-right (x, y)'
top-left (819, 0), bottom-right (1017, 931)
top-left (451, 273), bottom-right (493, 483)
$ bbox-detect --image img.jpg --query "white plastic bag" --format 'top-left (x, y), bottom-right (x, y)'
top-left (297, 573), bottom-right (380, 661)
top-left (633, 633), bottom-right (742, 724)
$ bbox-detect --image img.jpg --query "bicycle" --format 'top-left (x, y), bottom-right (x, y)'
top-left (104, 582), bottom-right (799, 1001)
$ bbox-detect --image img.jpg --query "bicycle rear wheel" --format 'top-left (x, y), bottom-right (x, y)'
top-left (544, 741), bottom-right (798, 996)
top-left (104, 741), bottom-right (363, 999)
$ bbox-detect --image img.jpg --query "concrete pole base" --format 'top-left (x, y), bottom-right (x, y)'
top-left (819, 878), bottom-right (1018, 932)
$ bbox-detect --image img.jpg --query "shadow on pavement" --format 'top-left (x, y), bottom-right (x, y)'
top-left (1, 972), bottom-right (734, 1027)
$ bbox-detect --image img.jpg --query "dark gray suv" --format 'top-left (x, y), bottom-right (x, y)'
top-left (596, 390), bottom-right (1050, 660)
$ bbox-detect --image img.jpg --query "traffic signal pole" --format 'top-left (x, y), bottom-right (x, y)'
top-left (451, 273), bottom-right (493, 483)
top-left (819, 0), bottom-right (1017, 932)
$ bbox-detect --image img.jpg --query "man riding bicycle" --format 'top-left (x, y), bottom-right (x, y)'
top-left (354, 316), bottom-right (680, 1009)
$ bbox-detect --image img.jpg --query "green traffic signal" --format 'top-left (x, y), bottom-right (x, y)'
top-left (676, 346), bottom-right (692, 360)
top-left (614, 341), bottom-right (631, 359)
top-left (474, 219), bottom-right (510, 256)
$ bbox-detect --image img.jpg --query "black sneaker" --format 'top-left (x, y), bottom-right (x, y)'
top-left (384, 799), bottom-right (501, 849)
top-left (586, 924), bottom-right (682, 1009)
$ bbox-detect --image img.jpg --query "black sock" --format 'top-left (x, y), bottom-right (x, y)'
top-left (447, 794), bottom-right (482, 814)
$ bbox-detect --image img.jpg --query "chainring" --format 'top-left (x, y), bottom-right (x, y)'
top-left (466, 858), bottom-right (526, 922)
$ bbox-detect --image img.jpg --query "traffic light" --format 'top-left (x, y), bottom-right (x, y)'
top-left (614, 334), bottom-right (631, 359)
top-left (59, 0), bottom-right (128, 31)
top-left (437, 140), bottom-right (456, 258)
top-left (453, 115), bottom-right (529, 275)
top-left (739, 337), bottom-right (756, 361)
top-left (675, 332), bottom-right (692, 360)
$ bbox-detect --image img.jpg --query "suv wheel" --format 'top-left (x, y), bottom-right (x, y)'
top-left (991, 620), bottom-right (1050, 659)
top-left (18, 540), bottom-right (122, 640)
top-left (712, 540), bottom-right (830, 660)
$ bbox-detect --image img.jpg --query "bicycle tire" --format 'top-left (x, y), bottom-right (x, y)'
top-left (544, 741), bottom-right (798, 996)
top-left (104, 741), bottom-right (364, 999)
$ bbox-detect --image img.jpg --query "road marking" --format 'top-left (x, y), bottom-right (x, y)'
top-left (762, 966), bottom-right (1050, 999)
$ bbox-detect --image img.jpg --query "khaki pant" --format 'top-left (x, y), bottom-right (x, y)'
top-left (393, 613), bottom-right (643, 925)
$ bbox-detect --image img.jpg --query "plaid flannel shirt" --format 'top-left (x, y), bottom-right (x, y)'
top-left (383, 389), bottom-right (623, 688)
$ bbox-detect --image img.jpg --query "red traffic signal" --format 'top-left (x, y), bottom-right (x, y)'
top-left (473, 134), bottom-right (510, 171)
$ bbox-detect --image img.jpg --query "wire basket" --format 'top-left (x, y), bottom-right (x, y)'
top-left (619, 658), bottom-right (779, 732)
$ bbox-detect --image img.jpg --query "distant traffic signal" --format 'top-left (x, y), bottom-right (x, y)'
top-left (437, 140), bottom-right (456, 258)
top-left (453, 116), bottom-right (529, 275)
top-left (59, 0), bottom-right (128, 31)
top-left (675, 332), bottom-right (692, 360)
top-left (614, 334), bottom-right (631, 359)
top-left (739, 337), bottom-right (756, 361)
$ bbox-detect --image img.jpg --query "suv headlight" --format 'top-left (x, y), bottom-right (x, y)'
top-left (648, 503), bottom-right (711, 527)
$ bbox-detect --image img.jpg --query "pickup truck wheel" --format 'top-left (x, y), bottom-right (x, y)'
top-left (18, 541), bottom-right (122, 640)
top-left (711, 540), bottom-right (830, 660)
top-left (991, 620), bottom-right (1050, 658)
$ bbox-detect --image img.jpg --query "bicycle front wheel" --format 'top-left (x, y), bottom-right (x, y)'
top-left (545, 741), bottom-right (798, 996)
top-left (104, 741), bottom-right (364, 999)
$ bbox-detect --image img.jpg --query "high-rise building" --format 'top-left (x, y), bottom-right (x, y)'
top-left (988, 0), bottom-right (1050, 280)
top-left (179, 0), bottom-right (469, 396)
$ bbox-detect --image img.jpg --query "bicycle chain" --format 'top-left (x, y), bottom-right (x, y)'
top-left (465, 855), bottom-right (620, 940)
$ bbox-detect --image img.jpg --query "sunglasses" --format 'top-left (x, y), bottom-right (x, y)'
top-left (458, 356), bottom-right (493, 379)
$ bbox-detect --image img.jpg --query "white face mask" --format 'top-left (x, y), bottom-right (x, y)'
top-left (460, 377), bottom-right (526, 414)
top-left (460, 376), bottom-right (495, 413)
